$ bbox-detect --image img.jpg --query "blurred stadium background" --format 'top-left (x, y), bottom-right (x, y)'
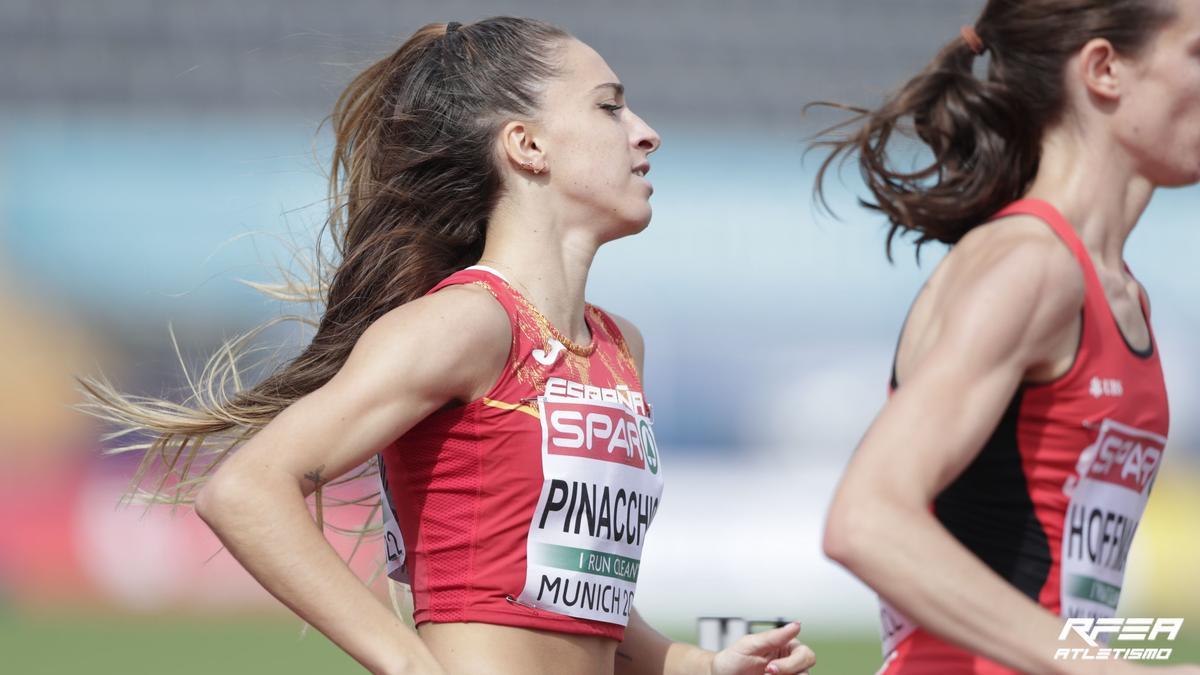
top-left (1, 0), bottom-right (1197, 672)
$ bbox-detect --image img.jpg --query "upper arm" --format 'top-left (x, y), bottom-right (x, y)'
top-left (837, 234), bottom-right (1083, 508)
top-left (212, 285), bottom-right (511, 493)
top-left (606, 311), bottom-right (645, 379)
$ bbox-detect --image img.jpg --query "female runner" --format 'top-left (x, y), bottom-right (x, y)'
top-left (816, 0), bottom-right (1200, 673)
top-left (82, 17), bottom-right (815, 675)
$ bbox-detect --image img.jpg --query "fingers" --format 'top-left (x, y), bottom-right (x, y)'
top-left (765, 640), bottom-right (817, 675)
top-left (738, 621), bottom-right (802, 654)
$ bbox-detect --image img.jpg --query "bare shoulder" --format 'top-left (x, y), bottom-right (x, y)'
top-left (599, 309), bottom-right (644, 375)
top-left (341, 282), bottom-right (512, 402)
top-left (909, 215), bottom-right (1085, 373)
top-left (950, 214), bottom-right (1081, 281)
top-left (215, 282), bottom-right (514, 490)
top-left (942, 215), bottom-right (1084, 328)
top-left (359, 283), bottom-right (510, 355)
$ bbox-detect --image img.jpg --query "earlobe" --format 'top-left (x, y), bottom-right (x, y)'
top-left (519, 160), bottom-right (546, 175)
top-left (500, 120), bottom-right (549, 176)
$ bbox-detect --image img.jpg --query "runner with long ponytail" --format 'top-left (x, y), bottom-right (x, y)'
top-left (816, 1), bottom-right (1200, 673)
top-left (81, 17), bottom-right (816, 675)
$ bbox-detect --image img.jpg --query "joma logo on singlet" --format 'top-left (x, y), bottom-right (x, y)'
top-left (533, 339), bottom-right (567, 366)
top-left (1073, 420), bottom-right (1164, 495)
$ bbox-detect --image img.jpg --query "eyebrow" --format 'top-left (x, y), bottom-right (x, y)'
top-left (592, 82), bottom-right (625, 97)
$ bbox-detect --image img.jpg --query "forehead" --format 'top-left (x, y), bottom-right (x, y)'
top-left (549, 38), bottom-right (620, 93)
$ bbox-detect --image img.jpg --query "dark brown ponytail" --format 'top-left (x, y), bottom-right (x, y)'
top-left (77, 17), bottom-right (570, 509)
top-left (812, 0), bottom-right (1175, 259)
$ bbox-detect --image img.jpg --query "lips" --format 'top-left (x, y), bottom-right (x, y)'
top-left (632, 162), bottom-right (650, 177)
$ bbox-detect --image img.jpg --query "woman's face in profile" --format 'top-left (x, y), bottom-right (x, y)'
top-left (530, 38), bottom-right (662, 241)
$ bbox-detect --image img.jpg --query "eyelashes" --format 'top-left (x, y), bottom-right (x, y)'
top-left (599, 103), bottom-right (625, 115)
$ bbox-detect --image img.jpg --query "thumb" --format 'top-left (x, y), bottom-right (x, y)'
top-left (736, 622), bottom-right (802, 655)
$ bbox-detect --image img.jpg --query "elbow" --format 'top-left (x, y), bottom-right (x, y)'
top-left (822, 494), bottom-right (885, 573)
top-left (194, 464), bottom-right (297, 528)
top-left (822, 504), bottom-right (858, 568)
top-left (194, 471), bottom-right (248, 527)
top-left (823, 488), bottom-right (925, 579)
top-left (193, 475), bottom-right (223, 525)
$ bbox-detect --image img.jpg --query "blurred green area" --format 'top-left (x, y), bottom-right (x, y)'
top-left (1, 611), bottom-right (1196, 674)
top-left (1, 611), bottom-right (361, 675)
top-left (0, 610), bottom-right (884, 674)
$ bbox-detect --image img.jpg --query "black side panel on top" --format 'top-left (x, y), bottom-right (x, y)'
top-left (933, 389), bottom-right (1052, 602)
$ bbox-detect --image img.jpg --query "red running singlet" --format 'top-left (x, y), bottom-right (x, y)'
top-left (879, 199), bottom-right (1170, 674)
top-left (376, 266), bottom-right (663, 641)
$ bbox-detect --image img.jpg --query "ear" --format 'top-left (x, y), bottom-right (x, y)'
top-left (1078, 37), bottom-right (1123, 102)
top-left (499, 120), bottom-right (547, 174)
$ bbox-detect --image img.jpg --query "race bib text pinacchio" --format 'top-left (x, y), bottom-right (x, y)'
top-left (516, 377), bottom-right (664, 625)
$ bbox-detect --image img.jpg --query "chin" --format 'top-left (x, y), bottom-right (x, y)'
top-left (1137, 144), bottom-right (1200, 186)
top-left (1151, 164), bottom-right (1200, 187)
top-left (598, 210), bottom-right (652, 244)
top-left (1178, 162), bottom-right (1200, 186)
top-left (634, 207), bottom-right (652, 229)
top-left (624, 207), bottom-right (653, 235)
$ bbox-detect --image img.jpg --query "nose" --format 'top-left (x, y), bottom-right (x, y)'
top-left (630, 110), bottom-right (661, 154)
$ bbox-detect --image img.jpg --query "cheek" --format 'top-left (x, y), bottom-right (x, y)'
top-left (1158, 68), bottom-right (1200, 139)
top-left (1127, 93), bottom-right (1200, 185)
top-left (563, 140), bottom-right (627, 191)
top-left (544, 119), bottom-right (635, 206)
top-left (1124, 87), bottom-right (1172, 140)
top-left (1159, 86), bottom-right (1200, 164)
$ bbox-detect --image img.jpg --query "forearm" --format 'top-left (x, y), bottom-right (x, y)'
top-left (831, 501), bottom-right (1090, 675)
top-left (616, 609), bottom-right (713, 675)
top-left (661, 642), bottom-right (715, 675)
top-left (196, 470), bottom-right (439, 675)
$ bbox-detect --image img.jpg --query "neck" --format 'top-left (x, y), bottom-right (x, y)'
top-left (477, 194), bottom-right (599, 344)
top-left (1025, 123), bottom-right (1155, 270)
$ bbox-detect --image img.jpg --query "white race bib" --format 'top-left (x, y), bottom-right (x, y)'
top-left (1060, 419), bottom-right (1164, 620)
top-left (516, 393), bottom-right (664, 625)
top-left (378, 455), bottom-right (410, 584)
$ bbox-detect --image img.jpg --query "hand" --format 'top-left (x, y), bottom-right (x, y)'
top-left (709, 622), bottom-right (816, 675)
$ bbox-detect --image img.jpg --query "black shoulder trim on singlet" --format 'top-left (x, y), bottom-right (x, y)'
top-left (889, 333), bottom-right (900, 391)
top-left (1122, 263), bottom-right (1155, 363)
top-left (1117, 307), bottom-right (1155, 360)
top-left (933, 388), bottom-right (1052, 602)
top-left (889, 286), bottom-right (925, 390)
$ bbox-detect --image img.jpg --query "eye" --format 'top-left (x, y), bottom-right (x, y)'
top-left (599, 102), bottom-right (625, 116)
